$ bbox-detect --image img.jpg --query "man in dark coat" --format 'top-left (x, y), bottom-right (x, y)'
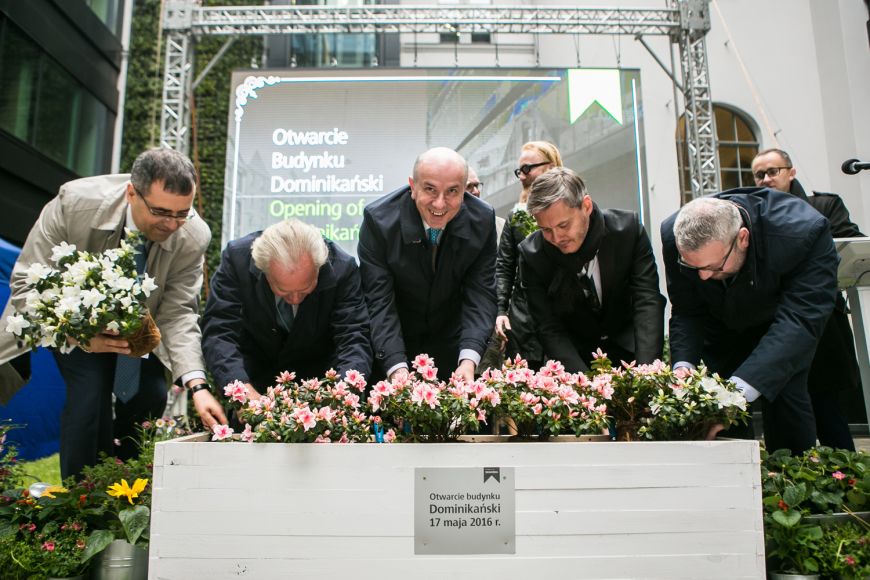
top-left (202, 219), bottom-right (372, 393)
top-left (662, 188), bottom-right (839, 453)
top-left (751, 148), bottom-right (863, 450)
top-left (518, 167), bottom-right (665, 373)
top-left (358, 147), bottom-right (497, 382)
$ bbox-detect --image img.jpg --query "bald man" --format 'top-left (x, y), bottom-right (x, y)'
top-left (358, 148), bottom-right (497, 382)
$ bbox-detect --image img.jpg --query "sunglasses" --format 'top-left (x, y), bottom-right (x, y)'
top-left (514, 162), bottom-right (550, 179)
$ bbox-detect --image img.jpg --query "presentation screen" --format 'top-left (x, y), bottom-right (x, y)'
top-left (223, 68), bottom-right (648, 256)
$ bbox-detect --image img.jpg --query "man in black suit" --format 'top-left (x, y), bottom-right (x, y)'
top-left (662, 189), bottom-right (838, 453)
top-left (751, 148), bottom-right (863, 450)
top-left (202, 219), bottom-right (372, 393)
top-left (358, 147), bottom-right (497, 382)
top-left (518, 167), bottom-right (665, 373)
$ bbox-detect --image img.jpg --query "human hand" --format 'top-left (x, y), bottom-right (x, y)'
top-left (191, 389), bottom-right (228, 431)
top-left (71, 329), bottom-right (130, 355)
top-left (454, 359), bottom-right (476, 384)
top-left (389, 367), bottom-right (409, 382)
top-left (494, 315), bottom-right (511, 342)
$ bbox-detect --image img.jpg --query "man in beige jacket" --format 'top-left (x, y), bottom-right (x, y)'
top-left (0, 148), bottom-right (226, 478)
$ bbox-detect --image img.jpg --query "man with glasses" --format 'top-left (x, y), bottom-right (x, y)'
top-left (661, 190), bottom-right (839, 453)
top-left (518, 167), bottom-right (665, 373)
top-left (466, 166), bottom-right (505, 241)
top-left (0, 148), bottom-right (226, 478)
top-left (751, 148), bottom-right (863, 450)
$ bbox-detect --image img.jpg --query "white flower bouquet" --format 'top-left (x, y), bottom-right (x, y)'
top-left (5, 232), bottom-right (160, 356)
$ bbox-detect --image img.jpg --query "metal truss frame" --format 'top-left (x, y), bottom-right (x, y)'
top-left (160, 0), bottom-right (720, 197)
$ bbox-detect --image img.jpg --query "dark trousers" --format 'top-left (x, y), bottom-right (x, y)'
top-left (810, 390), bottom-right (855, 451)
top-left (53, 348), bottom-right (167, 480)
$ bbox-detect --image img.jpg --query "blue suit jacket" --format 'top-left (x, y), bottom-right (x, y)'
top-left (661, 187), bottom-right (838, 401)
top-left (358, 186), bottom-right (497, 374)
top-left (202, 233), bottom-right (372, 390)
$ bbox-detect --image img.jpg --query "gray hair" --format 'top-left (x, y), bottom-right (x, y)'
top-left (526, 167), bottom-right (588, 216)
top-left (130, 148), bottom-right (197, 196)
top-left (673, 197), bottom-right (742, 252)
top-left (251, 219), bottom-right (328, 274)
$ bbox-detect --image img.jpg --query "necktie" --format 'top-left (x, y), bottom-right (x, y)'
top-left (428, 228), bottom-right (442, 272)
top-left (113, 240), bottom-right (149, 403)
top-left (578, 269), bottom-right (601, 312)
top-left (277, 300), bottom-right (295, 333)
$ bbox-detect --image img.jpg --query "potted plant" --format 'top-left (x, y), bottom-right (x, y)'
top-left (221, 368), bottom-right (375, 443)
top-left (4, 231), bottom-right (161, 357)
top-left (1, 518), bottom-right (91, 580)
top-left (369, 355), bottom-right (500, 442)
top-left (482, 356), bottom-right (609, 439)
top-left (587, 351), bottom-right (750, 441)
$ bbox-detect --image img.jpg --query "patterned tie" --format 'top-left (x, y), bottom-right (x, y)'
top-left (428, 228), bottom-right (442, 245)
top-left (113, 240), bottom-right (148, 403)
top-left (276, 300), bottom-right (295, 333)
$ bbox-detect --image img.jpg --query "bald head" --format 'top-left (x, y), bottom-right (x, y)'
top-left (412, 147), bottom-right (468, 184)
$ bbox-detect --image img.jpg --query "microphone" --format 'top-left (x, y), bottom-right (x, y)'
top-left (841, 158), bottom-right (870, 175)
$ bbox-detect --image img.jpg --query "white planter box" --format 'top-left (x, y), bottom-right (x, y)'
top-left (150, 435), bottom-right (764, 579)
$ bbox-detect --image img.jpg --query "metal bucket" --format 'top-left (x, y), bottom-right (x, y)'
top-left (90, 540), bottom-right (147, 580)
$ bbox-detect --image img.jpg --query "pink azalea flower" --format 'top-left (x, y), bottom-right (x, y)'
top-left (141, 420), bottom-right (152, 429)
top-left (418, 365), bottom-right (438, 382)
top-left (276, 370), bottom-right (296, 384)
top-left (240, 423), bottom-right (254, 443)
top-left (343, 392), bottom-right (361, 409)
top-left (673, 366), bottom-right (692, 380)
top-left (314, 434), bottom-right (331, 443)
top-left (477, 409), bottom-right (487, 423)
top-left (344, 369), bottom-right (367, 390)
top-left (318, 406), bottom-right (337, 422)
top-left (211, 424), bottom-right (234, 441)
top-left (532, 403), bottom-right (543, 415)
top-left (832, 471), bottom-right (846, 480)
top-left (292, 407), bottom-right (318, 431)
top-left (42, 541), bottom-right (55, 551)
top-left (223, 380), bottom-right (249, 404)
top-left (325, 369), bottom-right (339, 380)
top-left (368, 392), bottom-right (383, 412)
top-left (337, 432), bottom-right (350, 443)
top-left (384, 429), bottom-right (397, 443)
top-left (413, 353), bottom-right (434, 370)
top-left (591, 348), bottom-right (607, 360)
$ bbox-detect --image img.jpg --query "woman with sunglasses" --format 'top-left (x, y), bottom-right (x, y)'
top-left (493, 141), bottom-right (563, 369)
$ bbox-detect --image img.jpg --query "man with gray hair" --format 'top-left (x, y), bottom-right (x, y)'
top-left (202, 218), bottom-right (371, 395)
top-left (661, 189), bottom-right (839, 453)
top-left (0, 148), bottom-right (225, 479)
top-left (518, 167), bottom-right (664, 373)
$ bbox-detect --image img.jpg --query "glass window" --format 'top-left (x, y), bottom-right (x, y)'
top-left (84, 0), bottom-right (124, 37)
top-left (676, 104), bottom-right (759, 203)
top-left (0, 20), bottom-right (112, 176)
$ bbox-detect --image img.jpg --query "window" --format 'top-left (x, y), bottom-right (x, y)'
top-left (0, 19), bottom-right (111, 175)
top-left (676, 104), bottom-right (759, 203)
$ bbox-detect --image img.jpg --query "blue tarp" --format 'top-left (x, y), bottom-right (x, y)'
top-left (0, 237), bottom-right (65, 460)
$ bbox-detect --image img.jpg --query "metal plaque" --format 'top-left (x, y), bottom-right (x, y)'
top-left (414, 467), bottom-right (515, 554)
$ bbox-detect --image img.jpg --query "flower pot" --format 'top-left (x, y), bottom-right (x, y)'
top-left (768, 573), bottom-right (820, 580)
top-left (125, 311), bottom-right (161, 357)
top-left (90, 539), bottom-right (147, 580)
top-left (615, 420), bottom-right (639, 441)
top-left (47, 575), bottom-right (87, 580)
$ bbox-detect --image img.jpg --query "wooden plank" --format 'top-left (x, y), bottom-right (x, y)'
top-left (149, 553), bottom-right (763, 579)
top-left (151, 530), bottom-right (760, 559)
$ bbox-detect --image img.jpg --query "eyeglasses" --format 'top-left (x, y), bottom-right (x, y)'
top-left (677, 233), bottom-right (738, 273)
top-left (466, 181), bottom-right (483, 193)
top-left (752, 166), bottom-right (791, 182)
top-left (134, 187), bottom-right (195, 222)
top-left (514, 162), bottom-right (550, 179)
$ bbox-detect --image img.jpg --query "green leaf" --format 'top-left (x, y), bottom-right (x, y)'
top-left (0, 521), bottom-right (15, 539)
top-left (119, 505), bottom-right (150, 545)
top-left (783, 483), bottom-right (807, 506)
top-left (81, 529), bottom-right (115, 564)
top-left (772, 509), bottom-right (801, 527)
